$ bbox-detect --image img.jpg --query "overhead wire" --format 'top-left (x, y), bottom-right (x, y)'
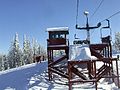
top-left (75, 0), bottom-right (120, 24)
top-left (76, 0), bottom-right (79, 25)
top-left (75, 0), bottom-right (80, 39)
top-left (100, 10), bottom-right (120, 22)
top-left (90, 0), bottom-right (105, 19)
top-left (90, 0), bottom-right (105, 37)
top-left (99, 10), bottom-right (120, 42)
top-left (75, 0), bottom-right (120, 43)
top-left (91, 2), bottom-right (120, 38)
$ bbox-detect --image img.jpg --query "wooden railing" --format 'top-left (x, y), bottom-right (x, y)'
top-left (47, 38), bottom-right (68, 46)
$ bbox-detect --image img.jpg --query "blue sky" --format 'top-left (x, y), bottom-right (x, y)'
top-left (0, 0), bottom-right (120, 54)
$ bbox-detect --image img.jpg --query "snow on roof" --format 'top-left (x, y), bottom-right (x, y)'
top-left (47, 27), bottom-right (69, 32)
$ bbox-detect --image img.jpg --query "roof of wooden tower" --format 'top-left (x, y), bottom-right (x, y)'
top-left (47, 27), bottom-right (69, 32)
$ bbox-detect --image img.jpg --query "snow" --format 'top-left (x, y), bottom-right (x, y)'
top-left (113, 53), bottom-right (120, 58)
top-left (46, 27), bottom-right (69, 32)
top-left (0, 62), bottom-right (48, 90)
top-left (0, 60), bottom-right (120, 90)
top-left (48, 45), bottom-right (67, 48)
top-left (69, 45), bottom-right (97, 61)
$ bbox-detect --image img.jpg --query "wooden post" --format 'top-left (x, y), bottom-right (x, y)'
top-left (116, 57), bottom-right (120, 88)
top-left (68, 61), bottom-right (72, 90)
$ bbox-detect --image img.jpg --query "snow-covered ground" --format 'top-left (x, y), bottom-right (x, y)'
top-left (0, 62), bottom-right (48, 90)
top-left (0, 60), bottom-right (120, 90)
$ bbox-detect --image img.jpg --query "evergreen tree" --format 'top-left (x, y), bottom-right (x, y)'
top-left (32, 38), bottom-right (38, 56)
top-left (37, 44), bottom-right (41, 55)
top-left (3, 55), bottom-right (8, 70)
top-left (23, 35), bottom-right (33, 64)
top-left (7, 33), bottom-right (22, 68)
top-left (0, 54), bottom-right (4, 71)
top-left (37, 44), bottom-right (47, 60)
top-left (32, 38), bottom-right (39, 62)
top-left (114, 32), bottom-right (120, 52)
top-left (32, 38), bottom-right (47, 61)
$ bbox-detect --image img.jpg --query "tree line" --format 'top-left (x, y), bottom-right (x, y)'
top-left (113, 32), bottom-right (120, 53)
top-left (0, 33), bottom-right (47, 71)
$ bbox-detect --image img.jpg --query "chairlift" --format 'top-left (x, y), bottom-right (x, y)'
top-left (100, 19), bottom-right (112, 43)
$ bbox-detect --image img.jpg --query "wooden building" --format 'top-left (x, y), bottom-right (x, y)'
top-left (47, 27), bottom-right (69, 80)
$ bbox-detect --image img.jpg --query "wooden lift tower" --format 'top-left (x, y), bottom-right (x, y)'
top-left (47, 27), bottom-right (69, 80)
top-left (46, 20), bottom-right (119, 90)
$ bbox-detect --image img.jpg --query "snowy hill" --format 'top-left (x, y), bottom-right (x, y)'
top-left (0, 62), bottom-right (48, 90)
top-left (0, 60), bottom-right (119, 90)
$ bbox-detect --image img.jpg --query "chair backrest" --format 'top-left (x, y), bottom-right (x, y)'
top-left (101, 35), bottom-right (111, 44)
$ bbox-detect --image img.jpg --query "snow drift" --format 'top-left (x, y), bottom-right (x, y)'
top-left (69, 45), bottom-right (97, 61)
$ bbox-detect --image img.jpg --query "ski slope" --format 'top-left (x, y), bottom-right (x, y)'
top-left (0, 60), bottom-right (119, 90)
top-left (0, 61), bottom-right (48, 90)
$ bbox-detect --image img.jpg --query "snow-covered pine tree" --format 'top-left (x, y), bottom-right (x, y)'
top-left (7, 33), bottom-right (22, 68)
top-left (32, 38), bottom-right (39, 62)
top-left (37, 44), bottom-right (41, 55)
top-left (2, 55), bottom-right (8, 70)
top-left (7, 40), bottom-right (14, 68)
top-left (114, 32), bottom-right (120, 52)
top-left (23, 35), bottom-right (33, 64)
top-left (23, 34), bottom-right (27, 65)
top-left (27, 38), bottom-right (33, 64)
top-left (37, 44), bottom-right (47, 60)
top-left (32, 38), bottom-right (38, 55)
top-left (0, 54), bottom-right (4, 71)
top-left (32, 38), bottom-right (47, 61)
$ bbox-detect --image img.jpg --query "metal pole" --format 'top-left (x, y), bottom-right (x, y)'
top-left (76, 11), bottom-right (101, 44)
top-left (86, 15), bottom-right (90, 44)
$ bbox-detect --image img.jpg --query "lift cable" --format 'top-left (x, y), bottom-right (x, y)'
top-left (99, 10), bottom-right (120, 42)
top-left (90, 0), bottom-right (105, 36)
top-left (91, 10), bottom-right (120, 38)
top-left (75, 0), bottom-right (120, 43)
top-left (90, 0), bottom-right (105, 19)
top-left (76, 0), bottom-right (79, 25)
top-left (75, 0), bottom-right (80, 39)
top-left (101, 10), bottom-right (120, 22)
